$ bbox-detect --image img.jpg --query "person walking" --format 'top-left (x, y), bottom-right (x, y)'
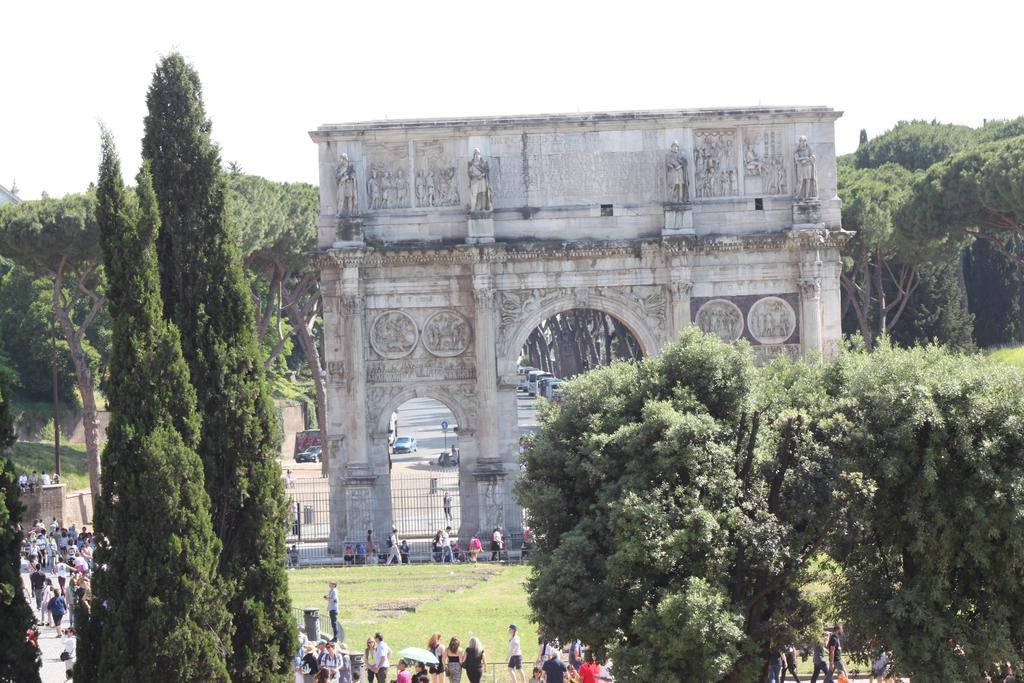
top-left (507, 625), bottom-right (525, 683)
top-left (781, 643), bottom-right (801, 682)
top-left (490, 527), bottom-right (502, 561)
top-left (579, 654), bottom-right (601, 683)
top-left (567, 639), bottom-right (583, 672)
top-left (336, 642), bottom-right (353, 683)
top-left (30, 563), bottom-right (46, 614)
top-left (443, 490), bottom-right (453, 522)
top-left (441, 527), bottom-right (454, 564)
top-left (767, 647), bottom-right (784, 683)
top-left (319, 641), bottom-right (342, 681)
top-left (463, 637), bottom-right (485, 683)
top-left (445, 636), bottom-right (464, 683)
top-left (386, 527), bottom-right (402, 565)
top-left (825, 625), bottom-right (846, 683)
top-left (428, 632), bottom-right (445, 683)
top-left (541, 652), bottom-right (568, 683)
top-left (810, 633), bottom-right (829, 683)
top-left (324, 580), bottom-right (340, 642)
top-left (48, 586), bottom-right (67, 637)
top-left (373, 632), bottom-right (392, 683)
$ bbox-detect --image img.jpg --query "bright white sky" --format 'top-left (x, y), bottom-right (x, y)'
top-left (2, 0), bottom-right (1022, 200)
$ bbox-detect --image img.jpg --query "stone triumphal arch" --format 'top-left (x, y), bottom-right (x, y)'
top-left (310, 106), bottom-right (847, 551)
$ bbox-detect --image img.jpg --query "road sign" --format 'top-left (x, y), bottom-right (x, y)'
top-left (441, 420), bottom-right (449, 431)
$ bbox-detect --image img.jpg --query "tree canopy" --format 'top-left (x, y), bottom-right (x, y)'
top-left (76, 132), bottom-right (231, 682)
top-left (143, 52), bottom-right (294, 681)
top-left (517, 328), bottom-right (843, 682)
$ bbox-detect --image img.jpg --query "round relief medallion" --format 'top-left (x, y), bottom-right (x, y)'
top-left (747, 297), bottom-right (797, 345)
top-left (370, 310), bottom-right (419, 359)
top-left (695, 299), bottom-right (744, 341)
top-left (422, 310), bottom-right (471, 357)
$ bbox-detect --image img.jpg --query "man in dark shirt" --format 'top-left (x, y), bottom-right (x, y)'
top-left (542, 654), bottom-right (568, 683)
top-left (825, 624), bottom-right (846, 683)
top-left (29, 566), bottom-right (47, 612)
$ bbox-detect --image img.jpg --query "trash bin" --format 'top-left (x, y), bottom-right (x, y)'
top-left (350, 653), bottom-right (365, 680)
top-left (303, 608), bottom-right (320, 642)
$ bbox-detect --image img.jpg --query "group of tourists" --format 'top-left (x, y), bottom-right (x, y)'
top-left (334, 525), bottom-right (522, 567)
top-left (297, 610), bottom-right (614, 683)
top-left (20, 518), bottom-right (92, 679)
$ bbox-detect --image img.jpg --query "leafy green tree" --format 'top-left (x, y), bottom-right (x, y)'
top-left (854, 120), bottom-right (975, 171)
top-left (889, 257), bottom-right (974, 351)
top-left (0, 195), bottom-right (109, 498)
top-left (964, 236), bottom-right (1024, 347)
top-left (829, 343), bottom-right (1024, 680)
top-left (0, 381), bottom-right (41, 683)
top-left (142, 53), bottom-right (293, 681)
top-left (517, 328), bottom-right (841, 682)
top-left (227, 174), bottom-right (324, 461)
top-left (900, 136), bottom-right (1024, 268)
top-left (838, 163), bottom-right (942, 348)
top-left (0, 260), bottom-right (79, 403)
top-left (77, 132), bottom-right (231, 682)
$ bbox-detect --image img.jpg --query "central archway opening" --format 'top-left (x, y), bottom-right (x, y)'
top-left (520, 307), bottom-right (643, 383)
top-left (388, 397), bottom-right (463, 562)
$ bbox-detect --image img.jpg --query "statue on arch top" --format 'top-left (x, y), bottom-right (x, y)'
top-left (666, 141), bottom-right (689, 203)
top-left (468, 148), bottom-right (492, 212)
top-left (335, 152), bottom-right (359, 215)
top-left (793, 136), bottom-right (818, 201)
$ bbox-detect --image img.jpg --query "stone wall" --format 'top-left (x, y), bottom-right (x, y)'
top-left (21, 484), bottom-right (66, 527)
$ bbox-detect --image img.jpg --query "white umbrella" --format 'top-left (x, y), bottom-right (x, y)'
top-left (396, 647), bottom-right (439, 665)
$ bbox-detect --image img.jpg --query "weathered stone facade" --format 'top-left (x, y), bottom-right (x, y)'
top-left (310, 107), bottom-right (847, 550)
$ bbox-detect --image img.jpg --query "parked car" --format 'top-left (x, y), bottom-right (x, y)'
top-left (393, 436), bottom-right (418, 454)
top-left (295, 446), bottom-right (321, 463)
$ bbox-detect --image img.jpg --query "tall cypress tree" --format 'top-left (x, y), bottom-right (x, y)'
top-left (142, 54), bottom-right (293, 681)
top-left (0, 381), bottom-right (41, 683)
top-left (77, 132), bottom-right (231, 682)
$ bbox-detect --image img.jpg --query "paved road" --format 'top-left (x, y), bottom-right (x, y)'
top-left (284, 394), bottom-right (539, 478)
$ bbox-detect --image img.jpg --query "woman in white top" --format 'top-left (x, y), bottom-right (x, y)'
top-left (507, 625), bottom-right (524, 683)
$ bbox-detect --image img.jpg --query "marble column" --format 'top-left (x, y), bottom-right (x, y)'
top-left (669, 281), bottom-right (694, 341)
top-left (471, 282), bottom-right (500, 463)
top-left (798, 278), bottom-right (823, 356)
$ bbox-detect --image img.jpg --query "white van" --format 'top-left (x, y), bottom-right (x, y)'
top-left (528, 370), bottom-right (553, 397)
top-left (544, 379), bottom-right (565, 400)
top-left (517, 366), bottom-right (536, 392)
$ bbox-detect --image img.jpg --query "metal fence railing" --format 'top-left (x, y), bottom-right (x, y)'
top-left (284, 473), bottom-right (531, 567)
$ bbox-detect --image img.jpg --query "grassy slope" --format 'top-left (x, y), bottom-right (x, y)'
top-left (289, 564), bottom-right (537, 662)
top-left (7, 441), bottom-right (90, 491)
top-left (990, 345), bottom-right (1024, 367)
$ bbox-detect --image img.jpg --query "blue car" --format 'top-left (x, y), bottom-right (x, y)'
top-left (393, 436), bottom-right (417, 454)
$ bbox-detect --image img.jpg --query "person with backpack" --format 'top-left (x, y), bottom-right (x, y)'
top-left (48, 587), bottom-right (67, 636)
top-left (298, 640), bottom-right (321, 683)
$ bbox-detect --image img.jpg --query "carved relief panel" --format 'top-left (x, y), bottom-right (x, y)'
top-left (747, 297), bottom-right (797, 345)
top-left (413, 141), bottom-right (461, 208)
top-left (422, 310), bottom-right (472, 357)
top-left (742, 128), bottom-right (789, 196)
top-left (365, 142), bottom-right (411, 210)
top-left (695, 299), bottom-right (744, 341)
top-left (694, 130), bottom-right (738, 198)
top-left (369, 310), bottom-right (418, 359)
top-left (479, 478), bottom-right (506, 533)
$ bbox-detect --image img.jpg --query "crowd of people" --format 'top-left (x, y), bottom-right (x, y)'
top-left (17, 468), bottom-right (61, 492)
top-left (20, 517), bottom-right (92, 679)
top-left (295, 611), bottom-right (615, 683)
top-left (326, 526), bottom-right (530, 567)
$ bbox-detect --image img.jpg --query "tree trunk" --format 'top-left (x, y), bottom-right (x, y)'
top-left (284, 296), bottom-right (326, 476)
top-left (51, 260), bottom-right (104, 499)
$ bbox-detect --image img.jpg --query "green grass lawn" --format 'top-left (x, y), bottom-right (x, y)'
top-left (289, 563), bottom-right (538, 662)
top-left (7, 441), bottom-right (90, 491)
top-left (990, 345), bottom-right (1024, 367)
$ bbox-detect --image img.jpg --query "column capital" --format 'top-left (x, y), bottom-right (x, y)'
top-left (473, 287), bottom-right (497, 309)
top-left (669, 281), bottom-right (694, 298)
top-left (797, 278), bottom-right (821, 299)
top-left (339, 293), bottom-right (365, 317)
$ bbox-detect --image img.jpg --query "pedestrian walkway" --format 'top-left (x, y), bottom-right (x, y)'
top-left (20, 560), bottom-right (73, 682)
